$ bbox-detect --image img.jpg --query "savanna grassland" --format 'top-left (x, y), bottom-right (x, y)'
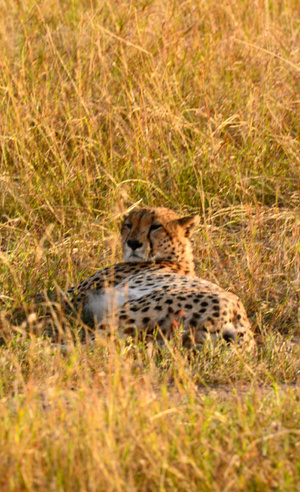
top-left (0, 0), bottom-right (300, 490)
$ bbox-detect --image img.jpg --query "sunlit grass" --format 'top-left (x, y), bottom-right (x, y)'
top-left (1, 0), bottom-right (299, 489)
top-left (0, 335), bottom-right (299, 490)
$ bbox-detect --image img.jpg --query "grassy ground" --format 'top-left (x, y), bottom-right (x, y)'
top-left (1, 0), bottom-right (300, 489)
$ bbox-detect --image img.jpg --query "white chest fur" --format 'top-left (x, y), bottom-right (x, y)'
top-left (84, 279), bottom-right (161, 323)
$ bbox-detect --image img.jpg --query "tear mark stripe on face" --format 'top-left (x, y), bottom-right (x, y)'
top-left (147, 225), bottom-right (155, 260)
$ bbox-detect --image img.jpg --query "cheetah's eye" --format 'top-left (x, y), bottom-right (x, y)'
top-left (124, 223), bottom-right (132, 230)
top-left (149, 224), bottom-right (162, 233)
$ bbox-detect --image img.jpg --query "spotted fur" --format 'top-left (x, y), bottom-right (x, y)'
top-left (67, 207), bottom-right (254, 347)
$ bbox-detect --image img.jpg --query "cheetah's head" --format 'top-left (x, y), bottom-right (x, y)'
top-left (121, 207), bottom-right (200, 267)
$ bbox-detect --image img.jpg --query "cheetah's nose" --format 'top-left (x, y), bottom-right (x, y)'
top-left (127, 239), bottom-right (142, 251)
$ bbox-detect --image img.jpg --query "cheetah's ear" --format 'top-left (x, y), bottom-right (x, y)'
top-left (176, 215), bottom-right (200, 237)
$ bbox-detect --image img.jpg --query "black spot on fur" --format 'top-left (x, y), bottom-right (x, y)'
top-left (201, 301), bottom-right (208, 307)
top-left (142, 317), bottom-right (150, 324)
top-left (155, 306), bottom-right (163, 311)
top-left (222, 331), bottom-right (236, 343)
top-left (124, 327), bottom-right (135, 335)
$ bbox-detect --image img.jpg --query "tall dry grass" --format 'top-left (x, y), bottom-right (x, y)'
top-left (0, 0), bottom-right (300, 489)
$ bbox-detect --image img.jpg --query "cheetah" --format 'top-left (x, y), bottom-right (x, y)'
top-left (65, 207), bottom-right (254, 347)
